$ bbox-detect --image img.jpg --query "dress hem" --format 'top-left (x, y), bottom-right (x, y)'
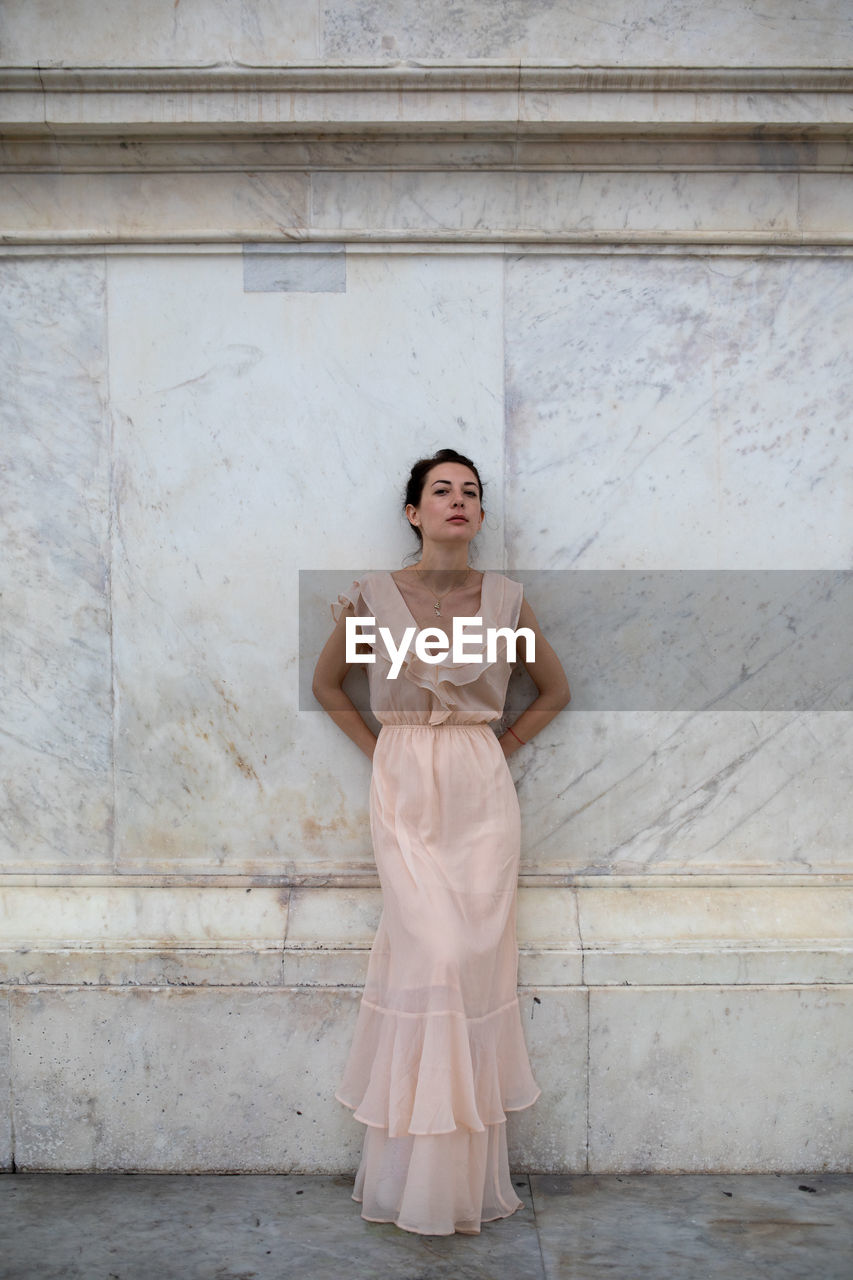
top-left (352, 1192), bottom-right (524, 1236)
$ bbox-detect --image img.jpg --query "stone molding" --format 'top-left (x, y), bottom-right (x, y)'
top-left (2, 65), bottom-right (853, 135)
top-left (2, 883), bottom-right (851, 988)
top-left (3, 63), bottom-right (851, 245)
top-left (1, 171), bottom-right (850, 245)
top-left (4, 65), bottom-right (853, 89)
top-left (3, 135), bottom-right (852, 173)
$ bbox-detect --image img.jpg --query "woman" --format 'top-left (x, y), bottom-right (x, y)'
top-left (312, 448), bottom-right (571, 1235)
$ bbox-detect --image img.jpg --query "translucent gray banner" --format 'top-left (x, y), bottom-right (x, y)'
top-left (299, 570), bottom-right (852, 712)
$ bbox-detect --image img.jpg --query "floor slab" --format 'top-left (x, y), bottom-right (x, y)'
top-left (0, 1173), bottom-right (545, 1280)
top-left (530, 1173), bottom-right (853, 1280)
top-left (2, 1172), bottom-right (852, 1280)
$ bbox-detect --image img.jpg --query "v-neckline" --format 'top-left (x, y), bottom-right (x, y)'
top-left (387, 569), bottom-right (487, 629)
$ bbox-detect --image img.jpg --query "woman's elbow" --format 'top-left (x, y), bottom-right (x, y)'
top-left (312, 673), bottom-right (348, 711)
top-left (311, 675), bottom-right (332, 707)
top-left (553, 681), bottom-right (571, 710)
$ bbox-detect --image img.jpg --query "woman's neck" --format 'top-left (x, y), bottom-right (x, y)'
top-left (416, 543), bottom-right (470, 574)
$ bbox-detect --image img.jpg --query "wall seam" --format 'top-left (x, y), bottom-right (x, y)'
top-left (578, 890), bottom-right (591, 1173)
top-left (315, 0), bottom-right (324, 62)
top-left (104, 251), bottom-right (118, 874)
top-left (586, 983), bottom-right (592, 1173)
top-left (6, 991), bottom-right (16, 1172)
top-left (501, 220), bottom-right (509, 570)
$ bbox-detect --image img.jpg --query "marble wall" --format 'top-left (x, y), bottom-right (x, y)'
top-left (3, 0), bottom-right (853, 67)
top-left (1, 0), bottom-right (851, 1175)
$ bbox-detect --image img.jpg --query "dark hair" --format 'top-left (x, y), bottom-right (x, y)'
top-left (403, 448), bottom-right (485, 548)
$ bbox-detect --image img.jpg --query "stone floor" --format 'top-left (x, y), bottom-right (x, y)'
top-left (1, 1172), bottom-right (851, 1280)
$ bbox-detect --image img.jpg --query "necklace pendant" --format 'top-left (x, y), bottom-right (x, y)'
top-left (433, 601), bottom-right (442, 616)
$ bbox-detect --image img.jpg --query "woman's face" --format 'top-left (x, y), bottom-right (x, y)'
top-left (406, 462), bottom-right (484, 545)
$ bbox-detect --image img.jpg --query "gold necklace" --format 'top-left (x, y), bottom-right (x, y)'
top-left (415, 566), bottom-right (471, 616)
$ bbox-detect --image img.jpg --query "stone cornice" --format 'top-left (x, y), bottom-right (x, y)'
top-left (2, 64), bottom-right (853, 137)
top-left (1, 881), bottom-right (851, 988)
top-left (2, 65), bottom-right (853, 91)
top-left (1, 872), bottom-right (851, 887)
top-left (3, 63), bottom-right (850, 245)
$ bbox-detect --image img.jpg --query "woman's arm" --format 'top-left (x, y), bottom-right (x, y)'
top-left (312, 605), bottom-right (378, 761)
top-left (498, 595), bottom-right (571, 758)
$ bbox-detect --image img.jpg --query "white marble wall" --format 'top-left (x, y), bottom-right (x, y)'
top-left (108, 250), bottom-right (504, 874)
top-left (54, 246), bottom-right (846, 881)
top-left (505, 254), bottom-right (853, 570)
top-left (2, 243), bottom-right (850, 1173)
top-left (0, 258), bottom-right (113, 873)
top-left (3, 0), bottom-right (852, 67)
top-left (0, 0), bottom-right (320, 67)
top-left (320, 0), bottom-right (853, 67)
top-left (6, 247), bottom-right (849, 877)
top-left (503, 251), bottom-right (853, 878)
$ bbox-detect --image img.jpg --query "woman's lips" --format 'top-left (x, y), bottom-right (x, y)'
top-left (447, 516), bottom-right (468, 523)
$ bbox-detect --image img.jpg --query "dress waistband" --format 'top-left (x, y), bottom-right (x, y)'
top-left (379, 722), bottom-right (491, 729)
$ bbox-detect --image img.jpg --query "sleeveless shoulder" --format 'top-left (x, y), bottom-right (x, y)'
top-left (487, 572), bottom-right (523, 631)
top-left (329, 571), bottom-right (392, 622)
top-left (330, 575), bottom-right (367, 622)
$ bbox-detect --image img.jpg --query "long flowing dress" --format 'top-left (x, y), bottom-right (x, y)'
top-left (331, 569), bottom-right (541, 1236)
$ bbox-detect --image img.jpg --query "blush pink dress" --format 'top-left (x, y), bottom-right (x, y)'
top-left (331, 569), bottom-right (541, 1236)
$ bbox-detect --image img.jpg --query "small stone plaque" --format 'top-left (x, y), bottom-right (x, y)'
top-left (243, 243), bottom-right (347, 293)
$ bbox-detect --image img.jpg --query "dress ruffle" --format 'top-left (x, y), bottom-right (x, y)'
top-left (331, 571), bottom-right (524, 726)
top-left (334, 997), bottom-right (541, 1138)
top-left (330, 580), bottom-right (366, 624)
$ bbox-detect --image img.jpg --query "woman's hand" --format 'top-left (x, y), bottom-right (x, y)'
top-left (499, 730), bottom-right (523, 758)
